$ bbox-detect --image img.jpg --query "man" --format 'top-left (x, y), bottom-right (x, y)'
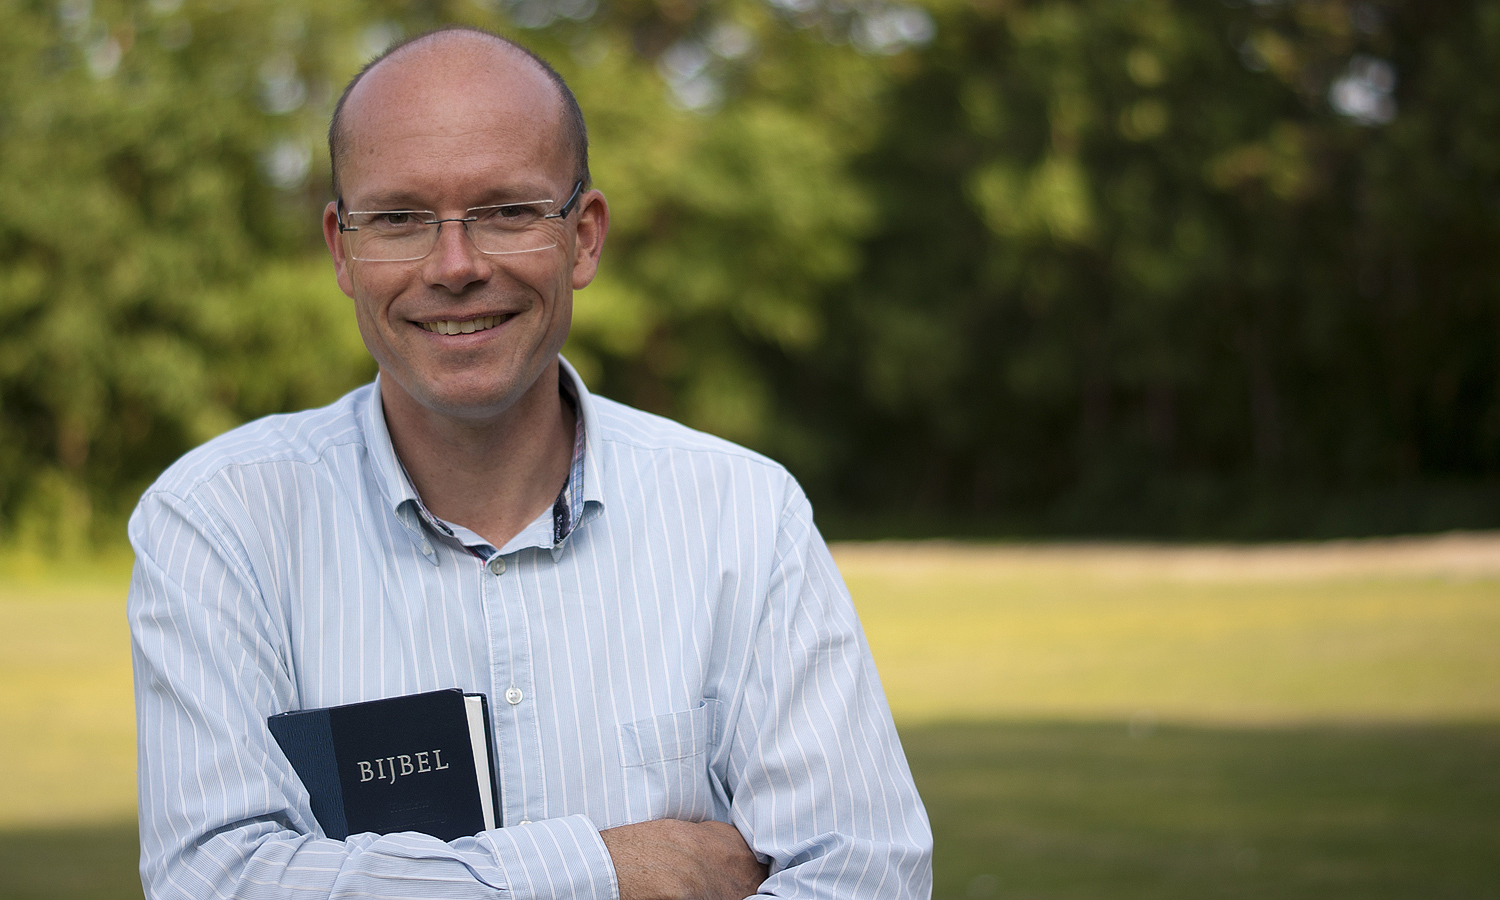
top-left (128, 25), bottom-right (931, 900)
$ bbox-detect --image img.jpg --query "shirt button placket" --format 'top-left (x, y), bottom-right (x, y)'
top-left (482, 550), bottom-right (537, 828)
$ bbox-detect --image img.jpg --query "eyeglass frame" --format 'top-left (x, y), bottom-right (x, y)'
top-left (335, 180), bottom-right (586, 262)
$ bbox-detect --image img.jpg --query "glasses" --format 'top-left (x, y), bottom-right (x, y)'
top-left (337, 181), bottom-right (584, 262)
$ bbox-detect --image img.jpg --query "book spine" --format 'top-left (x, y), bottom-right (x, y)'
top-left (268, 710), bottom-right (350, 840)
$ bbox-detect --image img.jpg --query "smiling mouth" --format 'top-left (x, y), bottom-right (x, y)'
top-left (418, 315), bottom-right (509, 335)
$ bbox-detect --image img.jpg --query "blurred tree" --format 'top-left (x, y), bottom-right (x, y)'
top-left (1, 0), bottom-right (1497, 547)
top-left (786, 0), bottom-right (1500, 536)
top-left (0, 0), bottom-right (911, 547)
top-left (0, 0), bottom-right (377, 548)
top-left (559, 0), bottom-right (894, 447)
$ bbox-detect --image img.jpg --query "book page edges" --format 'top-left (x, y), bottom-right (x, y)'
top-left (464, 694), bottom-right (496, 830)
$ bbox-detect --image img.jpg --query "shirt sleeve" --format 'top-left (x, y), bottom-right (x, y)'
top-left (720, 487), bottom-right (934, 898)
top-left (128, 487), bottom-right (619, 900)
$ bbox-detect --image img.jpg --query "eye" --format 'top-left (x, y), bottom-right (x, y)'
top-left (349, 210), bottom-right (432, 234)
top-left (473, 203), bottom-right (545, 226)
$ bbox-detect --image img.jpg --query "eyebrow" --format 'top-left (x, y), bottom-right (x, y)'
top-left (347, 194), bottom-right (430, 211)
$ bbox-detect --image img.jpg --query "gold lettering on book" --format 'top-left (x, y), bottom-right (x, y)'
top-left (356, 749), bottom-right (453, 784)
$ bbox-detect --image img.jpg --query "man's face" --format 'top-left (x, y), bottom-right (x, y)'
top-left (322, 38), bottom-right (606, 426)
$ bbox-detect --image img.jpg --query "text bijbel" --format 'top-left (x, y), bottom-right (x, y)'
top-left (357, 750), bottom-right (450, 785)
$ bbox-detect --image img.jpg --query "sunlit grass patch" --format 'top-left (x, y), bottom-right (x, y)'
top-left (1, 562), bottom-right (136, 828)
top-left (836, 537), bottom-right (1500, 725)
top-left (3, 536), bottom-right (1499, 898)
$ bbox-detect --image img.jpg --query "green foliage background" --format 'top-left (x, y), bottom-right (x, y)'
top-left (1, 0), bottom-right (1498, 547)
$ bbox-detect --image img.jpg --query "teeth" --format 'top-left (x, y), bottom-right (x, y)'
top-left (421, 316), bottom-right (499, 335)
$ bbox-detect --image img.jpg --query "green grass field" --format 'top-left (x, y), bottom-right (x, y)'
top-left (2, 537), bottom-right (1498, 899)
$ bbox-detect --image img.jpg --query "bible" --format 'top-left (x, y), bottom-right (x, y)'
top-left (268, 688), bottom-right (499, 841)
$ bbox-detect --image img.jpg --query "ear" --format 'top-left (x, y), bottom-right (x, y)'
top-left (569, 189), bottom-right (610, 290)
top-left (323, 201), bottom-right (357, 299)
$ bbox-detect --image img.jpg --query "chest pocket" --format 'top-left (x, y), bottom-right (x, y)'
top-left (617, 700), bottom-right (725, 822)
top-left (619, 699), bottom-right (719, 766)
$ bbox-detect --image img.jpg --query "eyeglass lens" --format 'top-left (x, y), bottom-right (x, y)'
top-left (345, 201), bottom-right (561, 261)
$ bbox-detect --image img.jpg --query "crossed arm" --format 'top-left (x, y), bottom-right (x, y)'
top-left (602, 820), bottom-right (767, 900)
top-left (128, 479), bottom-right (930, 899)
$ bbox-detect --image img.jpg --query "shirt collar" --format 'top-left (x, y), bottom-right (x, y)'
top-left (360, 375), bottom-right (438, 562)
top-left (553, 355), bottom-right (606, 549)
top-left (360, 358), bottom-right (604, 565)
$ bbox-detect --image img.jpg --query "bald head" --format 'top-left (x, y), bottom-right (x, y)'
top-left (328, 26), bottom-right (589, 198)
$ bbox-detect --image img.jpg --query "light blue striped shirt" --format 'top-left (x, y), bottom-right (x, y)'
top-left (128, 359), bottom-right (932, 899)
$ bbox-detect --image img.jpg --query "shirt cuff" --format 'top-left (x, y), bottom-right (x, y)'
top-left (480, 814), bottom-right (617, 900)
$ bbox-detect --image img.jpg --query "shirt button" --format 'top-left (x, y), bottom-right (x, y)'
top-left (505, 687), bottom-right (523, 705)
top-left (518, 819), bottom-right (532, 825)
top-left (489, 557), bottom-right (506, 575)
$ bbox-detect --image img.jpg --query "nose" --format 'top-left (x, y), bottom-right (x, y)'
top-left (422, 218), bottom-right (490, 294)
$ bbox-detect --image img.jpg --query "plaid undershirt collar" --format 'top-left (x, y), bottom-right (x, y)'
top-left (551, 374), bottom-right (587, 545)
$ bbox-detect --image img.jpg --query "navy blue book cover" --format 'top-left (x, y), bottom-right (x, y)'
top-left (269, 689), bottom-right (498, 842)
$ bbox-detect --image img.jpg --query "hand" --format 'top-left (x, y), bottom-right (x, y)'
top-left (600, 818), bottom-right (768, 900)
